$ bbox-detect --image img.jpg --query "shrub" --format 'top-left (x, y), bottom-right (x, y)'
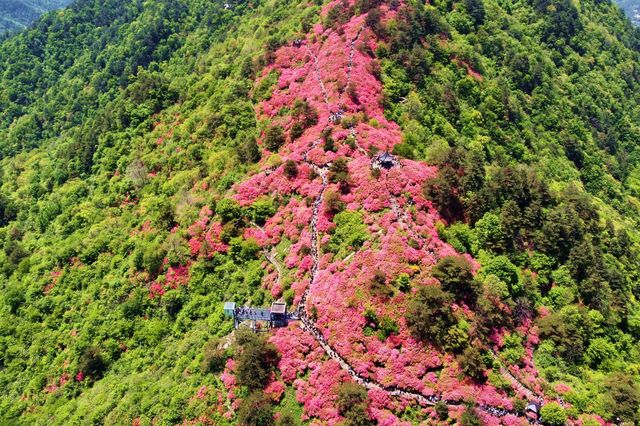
top-left (237, 390), bottom-right (275, 426)
top-left (540, 402), bottom-right (567, 426)
top-left (406, 285), bottom-right (456, 347)
top-left (435, 400), bottom-right (449, 420)
top-left (235, 330), bottom-right (280, 390)
top-left (336, 382), bottom-right (374, 426)
top-left (264, 125), bottom-right (286, 152)
top-left (460, 405), bottom-right (482, 426)
top-left (283, 160), bottom-right (298, 179)
top-left (458, 346), bottom-right (487, 382)
top-left (77, 346), bottom-right (107, 380)
top-left (201, 338), bottom-right (228, 374)
top-left (290, 122), bottom-right (304, 141)
top-left (432, 256), bottom-right (479, 305)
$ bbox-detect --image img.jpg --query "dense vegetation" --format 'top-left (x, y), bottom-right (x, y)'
top-left (0, 0), bottom-right (640, 423)
top-left (382, 0), bottom-right (640, 421)
top-left (0, 0), bottom-right (70, 34)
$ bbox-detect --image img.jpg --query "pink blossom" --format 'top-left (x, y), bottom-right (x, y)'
top-left (217, 4), bottom-right (550, 419)
top-left (196, 385), bottom-right (208, 400)
top-left (265, 381), bottom-right (286, 402)
top-left (555, 383), bottom-right (573, 394)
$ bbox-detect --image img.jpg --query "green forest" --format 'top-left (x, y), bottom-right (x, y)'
top-left (0, 0), bottom-right (639, 424)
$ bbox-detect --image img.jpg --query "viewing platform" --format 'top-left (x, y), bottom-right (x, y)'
top-left (223, 301), bottom-right (298, 331)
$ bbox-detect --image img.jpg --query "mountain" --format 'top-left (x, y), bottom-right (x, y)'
top-left (1, 0), bottom-right (640, 424)
top-left (0, 0), bottom-right (71, 34)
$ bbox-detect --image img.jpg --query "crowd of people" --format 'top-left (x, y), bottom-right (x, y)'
top-left (235, 307), bottom-right (271, 320)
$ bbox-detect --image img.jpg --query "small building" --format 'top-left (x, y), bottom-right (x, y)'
top-left (270, 302), bottom-right (288, 328)
top-left (223, 302), bottom-right (236, 318)
top-left (372, 151), bottom-right (398, 170)
top-left (525, 401), bottom-right (542, 421)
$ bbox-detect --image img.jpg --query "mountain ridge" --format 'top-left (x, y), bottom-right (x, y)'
top-left (0, 0), bottom-right (639, 424)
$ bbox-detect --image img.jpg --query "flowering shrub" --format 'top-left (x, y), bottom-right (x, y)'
top-left (216, 4), bottom-right (547, 423)
top-left (264, 380), bottom-right (286, 402)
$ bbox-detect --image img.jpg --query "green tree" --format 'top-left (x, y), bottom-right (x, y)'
top-left (584, 338), bottom-right (615, 369)
top-left (235, 330), bottom-right (280, 390)
top-left (237, 390), bottom-right (275, 426)
top-left (540, 402), bottom-right (567, 426)
top-left (465, 0), bottom-right (485, 26)
top-left (238, 136), bottom-right (261, 163)
top-left (264, 125), bottom-right (286, 152)
top-left (328, 210), bottom-right (368, 254)
top-left (435, 400), bottom-right (449, 420)
top-left (77, 346), bottom-right (107, 380)
top-left (423, 168), bottom-right (464, 223)
top-left (336, 382), bottom-right (374, 426)
top-left (406, 285), bottom-right (456, 347)
top-left (460, 405), bottom-right (482, 426)
top-left (283, 160), bottom-right (298, 178)
top-left (201, 338), bottom-right (228, 374)
top-left (475, 212), bottom-right (505, 252)
top-left (458, 346), bottom-right (487, 382)
top-left (216, 198), bottom-right (243, 223)
top-left (603, 373), bottom-right (640, 424)
top-left (329, 157), bottom-right (350, 187)
top-left (432, 256), bottom-right (479, 305)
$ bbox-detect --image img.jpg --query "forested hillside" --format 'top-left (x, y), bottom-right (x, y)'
top-left (1, 0), bottom-right (640, 424)
top-left (0, 0), bottom-right (71, 34)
